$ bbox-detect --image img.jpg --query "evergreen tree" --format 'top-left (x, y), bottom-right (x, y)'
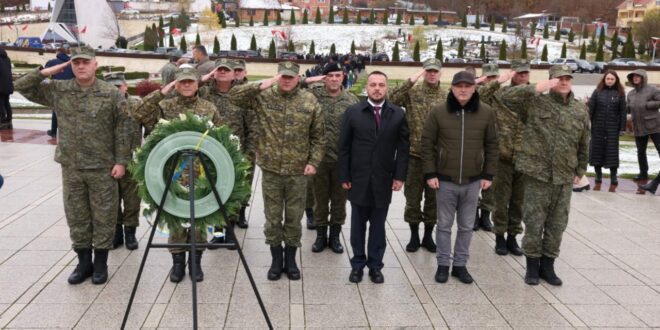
top-left (543, 24), bottom-right (549, 39)
top-left (568, 28), bottom-right (575, 42)
top-left (611, 30), bottom-right (619, 59)
top-left (231, 34), bottom-right (237, 50)
top-left (598, 26), bottom-right (606, 47)
top-left (169, 34), bottom-right (175, 47)
top-left (396, 11), bottom-right (402, 25)
top-left (180, 37), bottom-right (187, 52)
top-left (435, 38), bottom-right (443, 60)
top-left (315, 7), bottom-right (322, 24)
top-left (457, 38), bottom-right (465, 58)
top-left (159, 16), bottom-right (164, 32)
top-left (382, 11), bottom-right (388, 25)
top-left (413, 40), bottom-right (420, 61)
top-left (47, 2), bottom-right (51, 11)
top-left (541, 44), bottom-right (548, 61)
top-left (195, 32), bottom-right (201, 46)
top-left (303, 10), bottom-right (309, 24)
top-left (521, 38), bottom-right (527, 59)
top-left (582, 26), bottom-right (589, 39)
top-left (622, 30), bottom-right (635, 58)
top-left (579, 42), bottom-right (587, 59)
top-left (370, 9), bottom-right (375, 24)
top-left (438, 11), bottom-right (442, 24)
top-left (276, 10), bottom-right (282, 25)
top-left (392, 41), bottom-right (400, 61)
top-left (169, 16), bottom-right (176, 31)
top-left (213, 36), bottom-right (220, 54)
top-left (596, 40), bottom-right (604, 61)
top-left (499, 40), bottom-right (507, 60)
top-left (329, 6), bottom-right (334, 24)
top-left (218, 10), bottom-right (226, 28)
top-left (250, 34), bottom-right (257, 50)
top-left (554, 23), bottom-right (561, 40)
top-left (479, 42), bottom-right (486, 60)
top-left (424, 14), bottom-right (429, 25)
top-left (530, 21), bottom-right (537, 37)
top-left (408, 14), bottom-right (414, 26)
top-left (288, 39), bottom-right (295, 51)
top-left (461, 11), bottom-right (467, 28)
top-left (268, 39), bottom-right (276, 58)
top-left (350, 40), bottom-right (356, 54)
top-left (372, 40), bottom-right (377, 53)
top-left (249, 15), bottom-right (254, 26)
top-left (309, 40), bottom-right (315, 54)
top-left (356, 11), bottom-right (362, 24)
top-left (343, 8), bottom-right (349, 24)
top-left (638, 41), bottom-right (646, 56)
top-left (330, 43), bottom-right (336, 55)
top-left (143, 26), bottom-right (153, 51)
top-left (561, 42), bottom-right (567, 58)
top-left (158, 29), bottom-right (164, 47)
top-left (263, 9), bottom-right (269, 26)
top-left (502, 19), bottom-right (507, 33)
top-left (235, 14), bottom-right (240, 27)
top-left (1, 4), bottom-right (5, 12)
top-left (289, 9), bottom-right (295, 25)
top-left (490, 19), bottom-right (495, 31)
top-left (474, 12), bottom-right (480, 29)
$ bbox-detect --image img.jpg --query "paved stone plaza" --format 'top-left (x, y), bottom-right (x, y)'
top-left (1, 119), bottom-right (660, 329)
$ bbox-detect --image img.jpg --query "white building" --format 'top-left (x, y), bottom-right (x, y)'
top-left (42, 0), bottom-right (119, 48)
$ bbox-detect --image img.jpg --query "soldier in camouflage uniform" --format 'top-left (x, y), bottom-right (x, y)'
top-left (160, 50), bottom-right (182, 85)
top-left (14, 46), bottom-right (132, 285)
top-left (389, 58), bottom-right (446, 253)
top-left (229, 61), bottom-right (325, 281)
top-left (133, 67), bottom-right (220, 283)
top-left (233, 59), bottom-right (255, 229)
top-left (477, 60), bottom-right (530, 256)
top-left (473, 63), bottom-right (500, 232)
top-left (104, 72), bottom-right (142, 251)
top-left (499, 65), bottom-right (590, 286)
top-left (303, 62), bottom-right (359, 254)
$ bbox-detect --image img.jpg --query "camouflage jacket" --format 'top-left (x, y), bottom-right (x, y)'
top-left (389, 79), bottom-right (447, 158)
top-left (307, 85), bottom-right (359, 162)
top-left (133, 90), bottom-right (221, 133)
top-left (14, 70), bottom-right (131, 169)
top-left (478, 81), bottom-right (524, 162)
top-left (124, 95), bottom-right (143, 152)
top-left (198, 84), bottom-right (246, 142)
top-left (160, 62), bottom-right (177, 85)
top-left (229, 83), bottom-right (325, 175)
top-left (500, 85), bottom-right (590, 184)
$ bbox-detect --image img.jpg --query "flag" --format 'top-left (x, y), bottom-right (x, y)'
top-left (80, 25), bottom-right (87, 33)
top-left (280, 31), bottom-right (286, 40)
top-left (271, 30), bottom-right (276, 36)
top-left (171, 28), bottom-right (181, 35)
top-left (21, 24), bottom-right (28, 31)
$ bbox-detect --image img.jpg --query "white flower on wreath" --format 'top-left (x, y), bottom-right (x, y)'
top-left (230, 134), bottom-right (241, 150)
top-left (179, 113), bottom-right (187, 121)
top-left (158, 118), bottom-right (170, 125)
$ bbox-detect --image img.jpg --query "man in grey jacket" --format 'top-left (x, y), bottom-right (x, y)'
top-left (628, 69), bottom-right (660, 194)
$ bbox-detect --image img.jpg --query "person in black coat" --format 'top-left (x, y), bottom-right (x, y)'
top-left (44, 48), bottom-right (75, 137)
top-left (338, 71), bottom-right (410, 284)
top-left (587, 70), bottom-right (626, 192)
top-left (0, 48), bottom-right (13, 130)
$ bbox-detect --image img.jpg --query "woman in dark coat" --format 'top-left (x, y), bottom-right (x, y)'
top-left (587, 70), bottom-right (627, 192)
top-left (0, 48), bottom-right (13, 130)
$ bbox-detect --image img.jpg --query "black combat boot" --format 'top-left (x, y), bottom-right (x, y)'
top-left (267, 245), bottom-right (284, 281)
top-left (312, 226), bottom-right (327, 253)
top-left (638, 174), bottom-right (660, 194)
top-left (539, 255), bottom-right (562, 286)
top-left (68, 248), bottom-right (93, 284)
top-left (305, 208), bottom-right (316, 230)
top-left (92, 249), bottom-right (109, 284)
top-left (524, 256), bottom-right (540, 285)
top-left (451, 266), bottom-right (474, 284)
top-left (328, 225), bottom-right (344, 254)
top-left (495, 235), bottom-right (507, 255)
top-left (473, 209), bottom-right (480, 231)
top-left (421, 223), bottom-right (436, 252)
top-left (112, 224), bottom-right (124, 249)
top-left (124, 226), bottom-right (138, 250)
top-left (236, 206), bottom-right (249, 228)
top-left (188, 251), bottom-right (204, 282)
top-left (169, 252), bottom-right (186, 283)
top-left (284, 245), bottom-right (301, 280)
top-left (406, 223), bottom-right (420, 252)
top-left (207, 226), bottom-right (224, 250)
top-left (479, 210), bottom-right (493, 231)
top-left (506, 234), bottom-right (523, 256)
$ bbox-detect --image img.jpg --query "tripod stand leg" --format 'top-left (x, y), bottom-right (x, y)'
top-left (185, 152), bottom-right (200, 330)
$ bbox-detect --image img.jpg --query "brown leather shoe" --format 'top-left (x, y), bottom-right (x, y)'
top-left (636, 180), bottom-right (648, 194)
top-left (608, 183), bottom-right (617, 193)
top-left (593, 182), bottom-right (601, 191)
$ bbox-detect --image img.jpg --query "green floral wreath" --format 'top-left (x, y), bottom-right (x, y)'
top-left (129, 112), bottom-right (251, 231)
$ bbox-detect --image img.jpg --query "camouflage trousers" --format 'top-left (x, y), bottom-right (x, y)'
top-left (243, 160), bottom-right (256, 206)
top-left (479, 183), bottom-right (496, 212)
top-left (521, 175), bottom-right (572, 258)
top-left (62, 167), bottom-right (118, 250)
top-left (312, 161), bottom-right (347, 226)
top-left (492, 159), bottom-right (525, 236)
top-left (117, 171), bottom-right (140, 227)
top-left (306, 177), bottom-right (314, 209)
top-left (404, 156), bottom-right (437, 225)
top-left (168, 226), bottom-right (208, 254)
top-left (262, 170), bottom-right (307, 247)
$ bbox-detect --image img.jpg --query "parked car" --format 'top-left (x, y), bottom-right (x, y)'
top-left (530, 59), bottom-right (549, 65)
top-left (368, 52), bottom-right (389, 61)
top-left (237, 50), bottom-right (262, 58)
top-left (120, 8), bottom-right (140, 15)
top-left (550, 58), bottom-right (578, 72)
top-left (446, 58), bottom-right (467, 63)
top-left (277, 51), bottom-right (297, 60)
top-left (155, 47), bottom-right (177, 54)
top-left (593, 61), bottom-right (606, 73)
top-left (650, 59), bottom-right (660, 67)
top-left (626, 61), bottom-right (647, 67)
top-left (576, 59), bottom-right (595, 73)
top-left (608, 58), bottom-right (636, 66)
top-left (494, 60), bottom-right (511, 65)
top-left (434, 20), bottom-right (451, 26)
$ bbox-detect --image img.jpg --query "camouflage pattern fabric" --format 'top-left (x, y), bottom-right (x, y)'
top-left (133, 90), bottom-right (221, 133)
top-left (168, 226), bottom-right (208, 253)
top-left (262, 170), bottom-right (307, 247)
top-left (404, 156), bottom-right (436, 224)
top-left (198, 84), bottom-right (247, 150)
top-left (478, 81), bottom-right (524, 162)
top-left (479, 186), bottom-right (496, 212)
top-left (118, 95), bottom-right (143, 228)
top-left (307, 86), bottom-right (359, 162)
top-left (492, 159), bottom-right (524, 236)
top-left (313, 161), bottom-right (347, 226)
top-left (306, 178), bottom-right (314, 209)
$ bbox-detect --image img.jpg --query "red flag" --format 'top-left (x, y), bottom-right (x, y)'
top-left (271, 30), bottom-right (276, 36)
top-left (171, 28), bottom-right (181, 35)
top-left (21, 24), bottom-right (28, 31)
top-left (7, 24), bottom-right (14, 31)
top-left (280, 31), bottom-right (286, 40)
top-left (80, 26), bottom-right (87, 33)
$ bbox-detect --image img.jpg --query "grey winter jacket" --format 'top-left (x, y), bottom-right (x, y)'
top-left (627, 69), bottom-right (660, 136)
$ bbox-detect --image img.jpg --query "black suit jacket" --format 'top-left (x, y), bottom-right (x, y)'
top-left (338, 99), bottom-right (410, 208)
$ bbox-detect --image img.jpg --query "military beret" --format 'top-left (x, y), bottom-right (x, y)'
top-left (175, 66), bottom-right (199, 82)
top-left (322, 62), bottom-right (343, 75)
top-left (70, 46), bottom-right (95, 60)
top-left (278, 61), bottom-right (299, 77)
top-left (103, 72), bottom-right (126, 85)
top-left (511, 59), bottom-right (530, 73)
top-left (482, 63), bottom-right (499, 77)
top-left (423, 58), bottom-right (442, 71)
top-left (452, 70), bottom-right (476, 85)
top-left (214, 58), bottom-right (233, 70)
top-left (549, 64), bottom-right (573, 79)
top-left (233, 59), bottom-right (246, 70)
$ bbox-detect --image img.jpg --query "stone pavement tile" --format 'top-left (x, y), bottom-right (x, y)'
top-left (7, 303), bottom-right (89, 328)
top-left (169, 280), bottom-right (234, 304)
top-left (234, 265), bottom-right (278, 284)
top-left (576, 268), bottom-right (644, 285)
top-left (356, 267), bottom-right (410, 285)
top-left (300, 250), bottom-right (351, 268)
top-left (290, 279), bottom-right (303, 304)
top-left (627, 305), bottom-right (660, 327)
top-left (224, 300), bottom-right (289, 329)
top-left (96, 275), bottom-right (165, 304)
top-left (540, 266), bottom-right (593, 286)
top-left (239, 238), bottom-right (270, 252)
top-left (421, 302), bottom-right (448, 328)
top-left (601, 285), bottom-right (660, 305)
top-left (290, 303), bottom-right (304, 327)
top-left (426, 284), bottom-right (491, 305)
top-left (0, 236), bottom-right (33, 250)
top-left (0, 264), bottom-right (50, 283)
top-left (496, 304), bottom-right (572, 328)
top-left (22, 236), bottom-right (71, 250)
top-left (438, 304), bottom-right (508, 327)
top-left (637, 269), bottom-right (660, 285)
top-left (305, 304), bottom-right (369, 328)
top-left (568, 304), bottom-right (647, 327)
top-left (158, 303), bottom-right (228, 328)
top-left (300, 267), bottom-right (353, 284)
top-left (230, 282), bottom-right (290, 306)
top-left (32, 271), bottom-right (104, 303)
top-left (479, 284), bottom-right (550, 305)
top-left (364, 303), bottom-right (432, 327)
top-left (359, 283), bottom-right (419, 304)
top-left (614, 254), bottom-right (660, 270)
top-left (74, 303), bottom-right (151, 330)
top-left (0, 249), bottom-right (14, 263)
top-left (404, 248), bottom-right (439, 270)
top-left (302, 282), bottom-right (360, 305)
top-left (559, 253), bottom-right (619, 269)
top-left (0, 281), bottom-right (32, 304)
top-left (544, 284), bottom-right (617, 305)
top-left (2, 249), bottom-right (68, 266)
top-left (39, 225), bottom-right (70, 238)
top-left (142, 303), bottom-right (167, 328)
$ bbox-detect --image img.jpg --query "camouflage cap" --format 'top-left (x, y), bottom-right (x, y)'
top-left (549, 64), bottom-right (573, 79)
top-left (103, 72), bottom-right (126, 86)
top-left (278, 61), bottom-right (299, 77)
top-left (423, 58), bottom-right (442, 71)
top-left (233, 59), bottom-right (246, 70)
top-left (214, 58), bottom-right (233, 70)
top-left (482, 63), bottom-right (499, 77)
top-left (175, 66), bottom-right (199, 82)
top-left (70, 46), bottom-right (95, 60)
top-left (511, 59), bottom-right (530, 73)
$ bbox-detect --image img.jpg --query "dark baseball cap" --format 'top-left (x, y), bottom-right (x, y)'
top-left (451, 71), bottom-right (476, 85)
top-left (322, 62), bottom-right (343, 75)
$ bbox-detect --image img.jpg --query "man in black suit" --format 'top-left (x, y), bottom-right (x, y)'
top-left (338, 71), bottom-right (410, 284)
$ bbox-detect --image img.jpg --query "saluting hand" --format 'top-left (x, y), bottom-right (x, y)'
top-left (111, 164), bottom-right (126, 179)
top-left (40, 60), bottom-right (71, 77)
top-left (535, 78), bottom-right (559, 94)
top-left (260, 75), bottom-right (280, 90)
top-left (201, 68), bottom-right (217, 83)
top-left (475, 75), bottom-right (489, 85)
top-left (160, 80), bottom-right (177, 95)
top-left (497, 70), bottom-right (516, 84)
top-left (304, 75), bottom-right (325, 84)
top-left (410, 69), bottom-right (426, 84)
